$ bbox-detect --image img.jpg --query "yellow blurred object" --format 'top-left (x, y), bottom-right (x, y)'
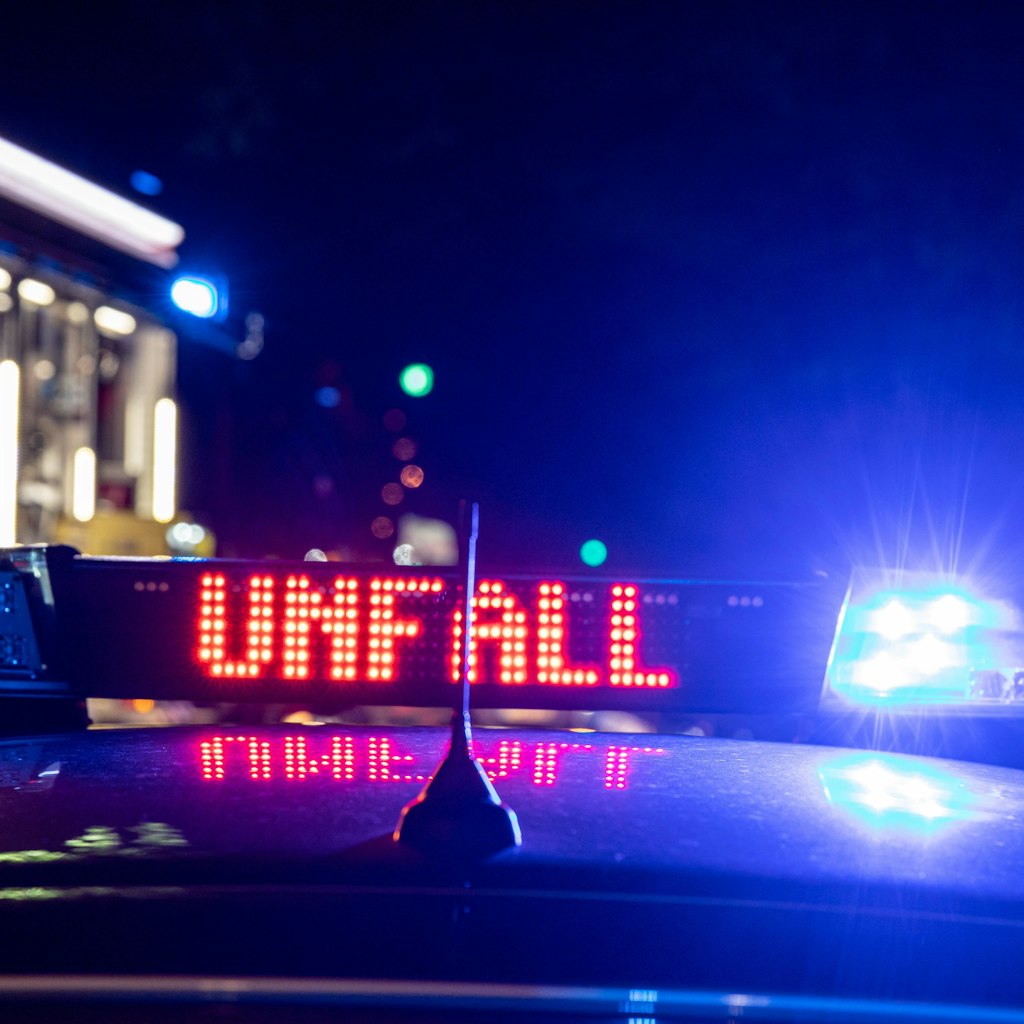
top-left (131, 699), bottom-right (156, 714)
top-left (54, 510), bottom-right (172, 556)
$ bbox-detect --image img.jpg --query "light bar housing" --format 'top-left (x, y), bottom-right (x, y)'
top-left (0, 547), bottom-right (833, 713)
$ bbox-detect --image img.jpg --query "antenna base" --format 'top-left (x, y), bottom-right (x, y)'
top-left (394, 713), bottom-right (522, 858)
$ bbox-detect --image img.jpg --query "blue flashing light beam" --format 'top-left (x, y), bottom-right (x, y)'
top-left (171, 276), bottom-right (220, 319)
top-left (825, 570), bottom-right (1024, 707)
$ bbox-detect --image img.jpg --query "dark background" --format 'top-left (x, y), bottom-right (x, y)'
top-left (3, 1), bottom-right (1023, 582)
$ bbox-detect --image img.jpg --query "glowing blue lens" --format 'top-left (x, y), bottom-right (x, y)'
top-left (171, 276), bottom-right (219, 318)
top-left (825, 572), bottom-right (1018, 706)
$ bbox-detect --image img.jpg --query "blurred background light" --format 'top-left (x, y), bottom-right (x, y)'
top-left (0, 267), bottom-right (11, 290)
top-left (371, 516), bottom-right (394, 539)
top-left (33, 359), bottom-right (55, 381)
top-left (0, 360), bottom-right (19, 545)
top-left (392, 437), bottom-right (417, 460)
top-left (152, 398), bottom-right (177, 523)
top-left (65, 300), bottom-right (89, 324)
top-left (0, 135), bottom-right (182, 266)
top-left (399, 362), bottom-right (434, 397)
top-left (129, 169), bottom-right (163, 196)
top-left (94, 305), bottom-right (137, 336)
top-left (17, 278), bottom-right (55, 306)
top-left (400, 464), bottom-right (424, 488)
top-left (315, 385), bottom-right (341, 408)
top-left (381, 482), bottom-right (404, 505)
top-left (170, 275), bottom-right (219, 318)
top-left (580, 538), bottom-right (608, 567)
top-left (71, 446), bottom-right (96, 522)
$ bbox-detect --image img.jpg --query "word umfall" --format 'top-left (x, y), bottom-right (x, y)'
top-left (196, 573), bottom-right (677, 688)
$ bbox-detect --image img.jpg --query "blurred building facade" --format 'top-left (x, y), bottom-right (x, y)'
top-left (0, 137), bottom-right (183, 556)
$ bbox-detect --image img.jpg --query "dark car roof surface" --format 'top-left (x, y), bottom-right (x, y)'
top-left (2, 724), bottom-right (1024, 1010)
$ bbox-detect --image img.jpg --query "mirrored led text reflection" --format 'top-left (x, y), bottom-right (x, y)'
top-left (198, 734), bottom-right (664, 790)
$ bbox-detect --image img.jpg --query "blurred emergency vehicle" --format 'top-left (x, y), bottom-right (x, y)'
top-left (0, 135), bottom-right (219, 557)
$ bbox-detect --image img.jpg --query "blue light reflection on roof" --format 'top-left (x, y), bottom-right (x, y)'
top-left (819, 753), bottom-right (975, 834)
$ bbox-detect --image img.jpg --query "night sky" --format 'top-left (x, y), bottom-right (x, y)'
top-left (3, 2), bottom-right (1024, 582)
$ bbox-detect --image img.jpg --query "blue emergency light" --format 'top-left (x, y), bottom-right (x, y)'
top-left (824, 569), bottom-right (1024, 707)
top-left (171, 275), bottom-right (221, 319)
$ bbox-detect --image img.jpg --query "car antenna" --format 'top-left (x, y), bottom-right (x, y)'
top-left (394, 501), bottom-right (522, 857)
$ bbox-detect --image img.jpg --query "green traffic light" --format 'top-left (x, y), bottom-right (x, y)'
top-left (399, 363), bottom-right (434, 397)
top-left (580, 539), bottom-right (607, 567)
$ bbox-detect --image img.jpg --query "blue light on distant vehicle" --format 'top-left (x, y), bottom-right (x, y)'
top-left (819, 753), bottom-right (975, 833)
top-left (129, 170), bottom-right (163, 196)
top-left (824, 570), bottom-right (1022, 707)
top-left (171, 276), bottom-right (220, 318)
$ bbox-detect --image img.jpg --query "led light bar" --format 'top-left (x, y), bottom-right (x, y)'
top-left (0, 548), bottom-right (830, 711)
top-left (824, 569), bottom-right (1024, 707)
top-left (0, 135), bottom-right (184, 267)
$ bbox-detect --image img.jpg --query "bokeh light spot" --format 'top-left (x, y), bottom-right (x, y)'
top-left (130, 170), bottom-right (163, 196)
top-left (371, 516), bottom-right (395, 539)
top-left (382, 482), bottom-right (405, 505)
top-left (400, 465), bottom-right (424, 488)
top-left (392, 437), bottom-right (417, 461)
top-left (580, 539), bottom-right (608, 567)
top-left (315, 386), bottom-right (341, 408)
top-left (399, 363), bottom-right (434, 397)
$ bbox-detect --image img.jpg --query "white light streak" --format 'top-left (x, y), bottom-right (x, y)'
top-left (0, 360), bottom-right (19, 545)
top-left (0, 135), bottom-right (184, 267)
top-left (152, 398), bottom-right (177, 523)
top-left (72, 447), bottom-right (96, 522)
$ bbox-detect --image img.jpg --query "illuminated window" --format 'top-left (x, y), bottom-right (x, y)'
top-left (536, 581), bottom-right (599, 685)
top-left (451, 580), bottom-right (529, 684)
top-left (609, 584), bottom-right (675, 687)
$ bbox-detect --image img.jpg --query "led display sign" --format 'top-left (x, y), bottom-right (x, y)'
top-left (1, 550), bottom-right (835, 711)
top-left (195, 573), bottom-right (675, 690)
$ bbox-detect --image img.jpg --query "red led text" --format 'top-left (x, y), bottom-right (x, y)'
top-left (196, 574), bottom-right (677, 689)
